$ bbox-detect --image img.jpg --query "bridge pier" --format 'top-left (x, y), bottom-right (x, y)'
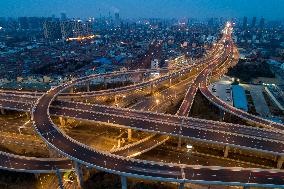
top-left (121, 175), bottom-right (127, 189)
top-left (117, 139), bottom-right (121, 148)
top-left (59, 117), bottom-right (65, 126)
top-left (69, 87), bottom-right (74, 93)
top-left (178, 120), bottom-right (184, 148)
top-left (177, 72), bottom-right (181, 82)
top-left (25, 112), bottom-right (30, 120)
top-left (219, 109), bottom-right (225, 121)
top-left (277, 156), bottom-right (284, 169)
top-left (104, 78), bottom-right (107, 88)
top-left (56, 169), bottom-right (64, 189)
top-left (141, 73), bottom-right (145, 82)
top-left (178, 136), bottom-right (182, 148)
top-left (224, 146), bottom-right (230, 158)
top-left (114, 95), bottom-right (118, 104)
top-left (86, 82), bottom-right (90, 92)
top-left (74, 161), bottom-right (84, 189)
top-left (178, 183), bottom-right (185, 189)
top-left (150, 84), bottom-right (154, 94)
top-left (127, 129), bottom-right (132, 141)
top-left (0, 108), bottom-right (5, 115)
top-left (34, 173), bottom-right (40, 179)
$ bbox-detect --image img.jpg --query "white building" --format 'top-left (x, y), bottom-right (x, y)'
top-left (151, 59), bottom-right (159, 69)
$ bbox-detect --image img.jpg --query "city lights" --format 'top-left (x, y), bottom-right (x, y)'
top-left (66, 34), bottom-right (97, 41)
top-left (0, 2), bottom-right (283, 188)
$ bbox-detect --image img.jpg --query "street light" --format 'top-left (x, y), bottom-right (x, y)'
top-left (155, 99), bottom-right (160, 105)
top-left (186, 144), bottom-right (193, 151)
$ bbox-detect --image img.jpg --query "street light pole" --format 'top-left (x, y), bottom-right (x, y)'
top-left (178, 119), bottom-right (184, 148)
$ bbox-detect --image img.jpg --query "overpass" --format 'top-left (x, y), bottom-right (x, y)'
top-left (0, 22), bottom-right (284, 188)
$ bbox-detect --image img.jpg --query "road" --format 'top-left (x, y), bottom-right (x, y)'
top-left (0, 23), bottom-right (284, 188)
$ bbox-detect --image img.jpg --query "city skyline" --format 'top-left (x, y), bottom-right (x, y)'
top-left (1, 0), bottom-right (284, 20)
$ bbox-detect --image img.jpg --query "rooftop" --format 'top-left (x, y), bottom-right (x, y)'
top-left (232, 85), bottom-right (249, 112)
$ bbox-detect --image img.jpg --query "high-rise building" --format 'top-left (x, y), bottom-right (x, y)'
top-left (208, 18), bottom-right (214, 27)
top-left (251, 17), bottom-right (257, 28)
top-left (85, 20), bottom-right (94, 35)
top-left (61, 13), bottom-right (67, 21)
top-left (259, 17), bottom-right (265, 29)
top-left (60, 19), bottom-right (93, 40)
top-left (29, 17), bottom-right (43, 30)
top-left (6, 17), bottom-right (18, 31)
top-left (43, 21), bottom-right (62, 41)
top-left (18, 17), bottom-right (29, 30)
top-left (60, 21), bottom-right (75, 39)
top-left (0, 17), bottom-right (6, 28)
top-left (73, 20), bottom-right (85, 37)
top-left (242, 16), bottom-right (248, 29)
top-left (114, 12), bottom-right (120, 27)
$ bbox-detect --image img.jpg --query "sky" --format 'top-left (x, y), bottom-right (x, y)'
top-left (1, 0), bottom-right (284, 20)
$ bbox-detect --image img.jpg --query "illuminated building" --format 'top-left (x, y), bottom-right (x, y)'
top-left (259, 17), bottom-right (265, 29)
top-left (242, 16), bottom-right (248, 29)
top-left (43, 21), bottom-right (62, 41)
top-left (251, 17), bottom-right (256, 28)
top-left (114, 12), bottom-right (121, 28)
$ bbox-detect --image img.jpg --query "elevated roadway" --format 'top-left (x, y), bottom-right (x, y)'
top-left (0, 23), bottom-right (284, 188)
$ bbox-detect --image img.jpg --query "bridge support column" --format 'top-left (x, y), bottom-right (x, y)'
top-left (104, 78), bottom-right (107, 88)
top-left (74, 161), bottom-right (84, 189)
top-left (0, 108), bottom-right (5, 115)
top-left (178, 183), bottom-right (185, 189)
top-left (114, 95), bottom-right (118, 104)
top-left (25, 112), bottom-right (30, 120)
top-left (121, 176), bottom-right (127, 189)
top-left (69, 87), bottom-right (74, 93)
top-left (59, 117), bottom-right (65, 126)
top-left (219, 109), bottom-right (225, 121)
top-left (141, 73), bottom-right (145, 82)
top-left (34, 173), bottom-right (40, 179)
top-left (56, 169), bottom-right (64, 189)
top-left (178, 72), bottom-right (182, 82)
top-left (178, 136), bottom-right (182, 148)
top-left (224, 146), bottom-right (230, 158)
top-left (118, 139), bottom-right (121, 148)
top-left (86, 82), bottom-right (90, 92)
top-left (127, 129), bottom-right (132, 141)
top-left (150, 84), bottom-right (154, 94)
top-left (277, 156), bottom-right (284, 169)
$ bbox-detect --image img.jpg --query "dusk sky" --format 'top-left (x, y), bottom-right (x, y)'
top-left (1, 0), bottom-right (284, 20)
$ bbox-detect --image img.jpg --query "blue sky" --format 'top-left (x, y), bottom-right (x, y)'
top-left (1, 0), bottom-right (284, 20)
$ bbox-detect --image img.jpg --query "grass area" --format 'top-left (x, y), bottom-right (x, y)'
top-left (189, 91), bottom-right (221, 121)
top-left (227, 60), bottom-right (275, 82)
top-left (0, 170), bottom-right (36, 189)
top-left (164, 98), bottom-right (183, 115)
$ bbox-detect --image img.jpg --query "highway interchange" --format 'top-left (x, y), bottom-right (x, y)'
top-left (0, 23), bottom-right (284, 188)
